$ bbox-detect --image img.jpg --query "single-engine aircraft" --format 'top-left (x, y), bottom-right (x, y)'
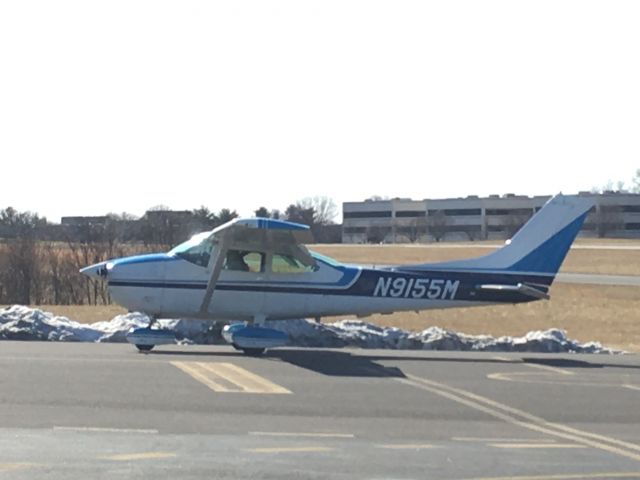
top-left (81, 194), bottom-right (593, 355)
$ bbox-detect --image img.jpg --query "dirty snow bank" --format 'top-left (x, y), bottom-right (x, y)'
top-left (0, 305), bottom-right (619, 353)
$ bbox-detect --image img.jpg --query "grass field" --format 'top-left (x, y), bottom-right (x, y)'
top-left (309, 243), bottom-right (640, 276)
top-left (7, 241), bottom-right (639, 352)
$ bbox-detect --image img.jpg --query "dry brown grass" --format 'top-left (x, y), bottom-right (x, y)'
top-left (1, 305), bottom-right (128, 323)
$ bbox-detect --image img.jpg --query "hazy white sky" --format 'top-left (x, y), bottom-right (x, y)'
top-left (1, 1), bottom-right (639, 222)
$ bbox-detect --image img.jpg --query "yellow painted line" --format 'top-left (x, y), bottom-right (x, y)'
top-left (488, 373), bottom-right (635, 390)
top-left (249, 431), bottom-right (354, 438)
top-left (0, 463), bottom-right (34, 472)
top-left (171, 361), bottom-right (233, 392)
top-left (397, 374), bottom-right (640, 462)
top-left (525, 363), bottom-right (574, 376)
top-left (377, 444), bottom-right (435, 450)
top-left (460, 473), bottom-right (640, 480)
top-left (201, 362), bottom-right (292, 394)
top-left (53, 426), bottom-right (158, 434)
top-left (246, 446), bottom-right (334, 454)
top-left (172, 361), bottom-right (291, 394)
top-left (104, 452), bottom-right (176, 461)
top-left (490, 443), bottom-right (586, 449)
top-left (492, 356), bottom-right (509, 361)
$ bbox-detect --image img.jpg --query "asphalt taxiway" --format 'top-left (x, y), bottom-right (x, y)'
top-left (1, 342), bottom-right (639, 479)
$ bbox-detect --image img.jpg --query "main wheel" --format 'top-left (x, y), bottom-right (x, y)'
top-left (242, 347), bottom-right (266, 356)
top-left (135, 344), bottom-right (154, 352)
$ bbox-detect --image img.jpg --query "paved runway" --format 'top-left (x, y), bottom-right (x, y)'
top-left (1, 342), bottom-right (640, 479)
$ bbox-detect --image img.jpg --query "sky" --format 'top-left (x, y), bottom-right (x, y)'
top-left (1, 1), bottom-right (639, 223)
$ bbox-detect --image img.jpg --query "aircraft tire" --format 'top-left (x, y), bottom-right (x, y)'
top-left (242, 347), bottom-right (266, 356)
top-left (135, 344), bottom-right (155, 352)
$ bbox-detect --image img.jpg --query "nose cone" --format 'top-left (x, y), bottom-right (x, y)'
top-left (80, 262), bottom-right (111, 279)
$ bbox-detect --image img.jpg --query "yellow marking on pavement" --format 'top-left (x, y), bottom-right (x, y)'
top-left (488, 372), bottom-right (637, 390)
top-left (54, 426), bottom-right (158, 434)
top-left (525, 363), bottom-right (574, 376)
top-left (171, 361), bottom-right (233, 392)
top-left (249, 431), bottom-right (354, 438)
top-left (377, 444), bottom-right (435, 450)
top-left (201, 362), bottom-right (291, 394)
top-left (246, 446), bottom-right (334, 453)
top-left (171, 361), bottom-right (291, 394)
top-left (0, 463), bottom-right (34, 472)
top-left (396, 374), bottom-right (640, 462)
top-left (104, 452), bottom-right (176, 461)
top-left (490, 443), bottom-right (585, 449)
top-left (460, 473), bottom-right (640, 480)
top-left (491, 356), bottom-right (513, 362)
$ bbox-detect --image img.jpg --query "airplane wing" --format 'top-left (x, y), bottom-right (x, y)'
top-left (199, 218), bottom-right (314, 315)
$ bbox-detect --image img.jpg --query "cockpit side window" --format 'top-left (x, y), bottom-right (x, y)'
top-left (223, 250), bottom-right (265, 273)
top-left (271, 253), bottom-right (316, 274)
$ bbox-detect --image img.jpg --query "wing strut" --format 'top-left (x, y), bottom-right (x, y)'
top-left (199, 235), bottom-right (229, 316)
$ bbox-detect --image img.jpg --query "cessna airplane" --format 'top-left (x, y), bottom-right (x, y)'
top-left (81, 194), bottom-right (593, 355)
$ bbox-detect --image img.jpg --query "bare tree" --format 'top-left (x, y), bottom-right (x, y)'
top-left (366, 226), bottom-right (388, 244)
top-left (427, 211), bottom-right (448, 242)
top-left (285, 204), bottom-right (315, 226)
top-left (632, 169), bottom-right (640, 193)
top-left (595, 205), bottom-right (624, 238)
top-left (296, 196), bottom-right (337, 225)
top-left (405, 217), bottom-right (427, 243)
top-left (0, 208), bottom-right (47, 305)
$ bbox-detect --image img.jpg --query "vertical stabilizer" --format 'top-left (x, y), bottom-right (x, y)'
top-left (408, 194), bottom-right (594, 276)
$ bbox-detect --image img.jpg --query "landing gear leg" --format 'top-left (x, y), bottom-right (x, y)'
top-left (134, 315), bottom-right (157, 353)
top-left (242, 347), bottom-right (266, 356)
top-left (241, 314), bottom-right (267, 356)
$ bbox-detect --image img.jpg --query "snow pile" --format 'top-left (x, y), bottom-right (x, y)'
top-left (0, 305), bottom-right (619, 353)
top-left (277, 319), bottom-right (618, 353)
top-left (0, 306), bottom-right (219, 344)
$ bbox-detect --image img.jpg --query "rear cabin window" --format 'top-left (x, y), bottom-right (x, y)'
top-left (271, 253), bottom-right (315, 274)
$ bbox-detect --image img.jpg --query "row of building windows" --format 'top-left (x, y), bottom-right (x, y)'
top-left (345, 205), bottom-right (640, 221)
top-left (344, 223), bottom-right (640, 237)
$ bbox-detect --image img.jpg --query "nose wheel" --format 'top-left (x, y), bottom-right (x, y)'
top-left (242, 347), bottom-right (266, 356)
top-left (135, 344), bottom-right (154, 352)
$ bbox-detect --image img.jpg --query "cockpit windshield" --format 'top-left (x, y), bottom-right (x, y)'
top-left (169, 232), bottom-right (216, 267)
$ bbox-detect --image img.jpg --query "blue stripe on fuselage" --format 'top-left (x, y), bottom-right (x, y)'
top-left (111, 253), bottom-right (178, 267)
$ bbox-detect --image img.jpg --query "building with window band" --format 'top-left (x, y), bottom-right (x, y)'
top-left (342, 192), bottom-right (640, 243)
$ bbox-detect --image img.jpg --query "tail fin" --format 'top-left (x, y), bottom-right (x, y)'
top-left (411, 194), bottom-right (593, 276)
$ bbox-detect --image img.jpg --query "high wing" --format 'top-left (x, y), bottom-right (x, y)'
top-left (199, 218), bottom-right (315, 315)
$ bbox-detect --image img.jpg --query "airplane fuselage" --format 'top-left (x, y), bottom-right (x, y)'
top-left (102, 252), bottom-right (546, 322)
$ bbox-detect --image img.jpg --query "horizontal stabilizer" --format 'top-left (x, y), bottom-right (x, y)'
top-left (478, 283), bottom-right (550, 300)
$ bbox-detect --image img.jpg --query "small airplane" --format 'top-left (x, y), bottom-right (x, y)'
top-left (81, 194), bottom-right (593, 355)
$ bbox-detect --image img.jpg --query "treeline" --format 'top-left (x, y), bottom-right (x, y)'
top-left (0, 197), bottom-right (339, 305)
